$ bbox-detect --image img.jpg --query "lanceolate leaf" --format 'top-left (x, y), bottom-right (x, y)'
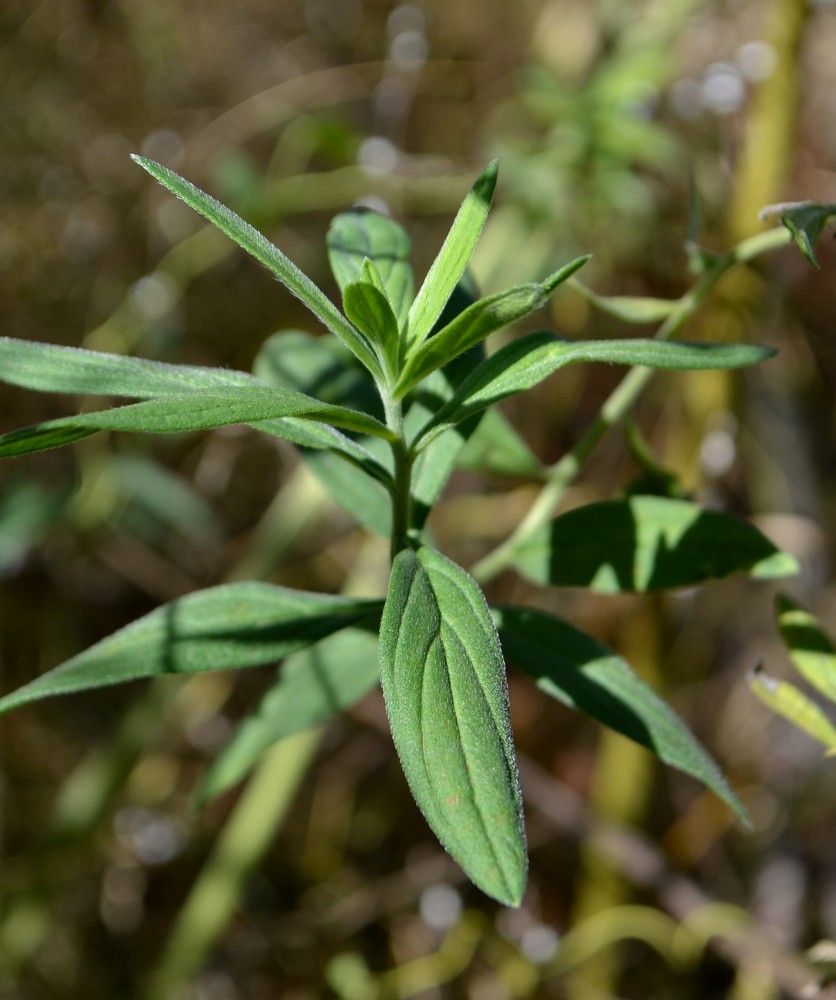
top-left (131, 155), bottom-right (381, 376)
top-left (417, 332), bottom-right (777, 446)
top-left (494, 606), bottom-right (747, 820)
top-left (513, 496), bottom-right (797, 592)
top-left (394, 255), bottom-right (589, 397)
top-left (327, 208), bottom-right (415, 328)
top-left (405, 161), bottom-right (498, 350)
top-left (0, 585), bottom-right (382, 715)
top-left (379, 547), bottom-right (527, 906)
top-left (776, 595), bottom-right (836, 702)
top-left (0, 386), bottom-right (394, 459)
top-left (0, 336), bottom-right (258, 397)
top-left (0, 336), bottom-right (391, 479)
top-left (197, 627), bottom-right (381, 804)
top-left (749, 665), bottom-right (836, 752)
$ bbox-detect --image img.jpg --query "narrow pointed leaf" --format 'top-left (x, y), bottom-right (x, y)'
top-left (395, 256), bottom-right (589, 397)
top-left (513, 496), bottom-right (797, 593)
top-left (342, 280), bottom-right (400, 377)
top-left (0, 336), bottom-right (389, 477)
top-left (570, 282), bottom-right (678, 323)
top-left (749, 665), bottom-right (836, 751)
top-left (131, 155), bottom-right (381, 375)
top-left (0, 584), bottom-right (381, 715)
top-left (327, 208), bottom-right (415, 328)
top-left (0, 386), bottom-right (393, 459)
top-left (776, 595), bottom-right (836, 702)
top-left (379, 547), bottom-right (527, 906)
top-left (197, 626), bottom-right (381, 804)
top-left (406, 161), bottom-right (498, 349)
top-left (417, 332), bottom-right (777, 445)
top-left (0, 336), bottom-right (258, 397)
top-left (494, 605), bottom-right (747, 820)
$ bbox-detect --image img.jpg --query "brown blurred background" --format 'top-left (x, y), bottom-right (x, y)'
top-left (2, 1), bottom-right (836, 998)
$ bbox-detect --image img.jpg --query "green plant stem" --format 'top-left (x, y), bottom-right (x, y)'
top-left (382, 390), bottom-right (413, 561)
top-left (472, 226), bottom-right (791, 583)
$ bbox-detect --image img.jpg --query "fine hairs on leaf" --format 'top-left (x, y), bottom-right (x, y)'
top-left (0, 153), bottom-right (823, 908)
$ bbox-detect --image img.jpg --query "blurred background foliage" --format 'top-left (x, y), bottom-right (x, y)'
top-left (2, 0), bottom-right (836, 998)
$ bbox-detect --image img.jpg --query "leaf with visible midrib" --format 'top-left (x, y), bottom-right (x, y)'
top-left (0, 584), bottom-right (382, 715)
top-left (494, 605), bottom-right (748, 821)
top-left (0, 386), bottom-right (394, 459)
top-left (379, 546), bottom-right (527, 906)
top-left (131, 155), bottom-right (381, 376)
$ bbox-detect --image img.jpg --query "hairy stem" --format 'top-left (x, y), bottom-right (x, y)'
top-left (472, 226), bottom-right (791, 582)
top-left (382, 390), bottom-right (413, 561)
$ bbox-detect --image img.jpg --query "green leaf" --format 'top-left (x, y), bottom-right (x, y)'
top-left (379, 547), bottom-right (527, 906)
top-left (342, 280), bottom-right (400, 378)
top-left (494, 605), bottom-right (747, 820)
top-left (0, 335), bottom-right (259, 397)
top-left (780, 202), bottom-right (836, 269)
top-left (0, 584), bottom-right (381, 715)
top-left (513, 495), bottom-right (797, 592)
top-left (253, 329), bottom-right (394, 533)
top-left (131, 155), bottom-right (381, 376)
top-left (749, 665), bottom-right (836, 752)
top-left (776, 595), bottom-right (836, 703)
top-left (570, 281), bottom-right (678, 323)
top-left (327, 208), bottom-right (415, 328)
top-left (417, 332), bottom-right (777, 446)
top-left (0, 336), bottom-right (389, 477)
top-left (405, 161), bottom-right (498, 350)
top-left (455, 407), bottom-right (545, 478)
top-left (253, 329), bottom-right (378, 413)
top-left (0, 386), bottom-right (394, 459)
top-left (395, 256), bottom-right (589, 397)
top-left (197, 626), bottom-right (381, 804)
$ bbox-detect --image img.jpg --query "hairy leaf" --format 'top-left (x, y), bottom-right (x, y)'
top-left (0, 386), bottom-right (394, 459)
top-left (132, 156), bottom-right (381, 375)
top-left (395, 256), bottom-right (589, 396)
top-left (513, 496), bottom-right (797, 592)
top-left (379, 547), bottom-right (527, 906)
top-left (494, 605), bottom-right (747, 820)
top-left (0, 336), bottom-right (388, 476)
top-left (197, 626), bottom-right (381, 803)
top-left (327, 208), bottom-right (415, 328)
top-left (776, 595), bottom-right (836, 703)
top-left (405, 162), bottom-right (498, 350)
top-left (417, 332), bottom-right (777, 446)
top-left (0, 584), bottom-right (381, 715)
top-left (0, 336), bottom-right (258, 397)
